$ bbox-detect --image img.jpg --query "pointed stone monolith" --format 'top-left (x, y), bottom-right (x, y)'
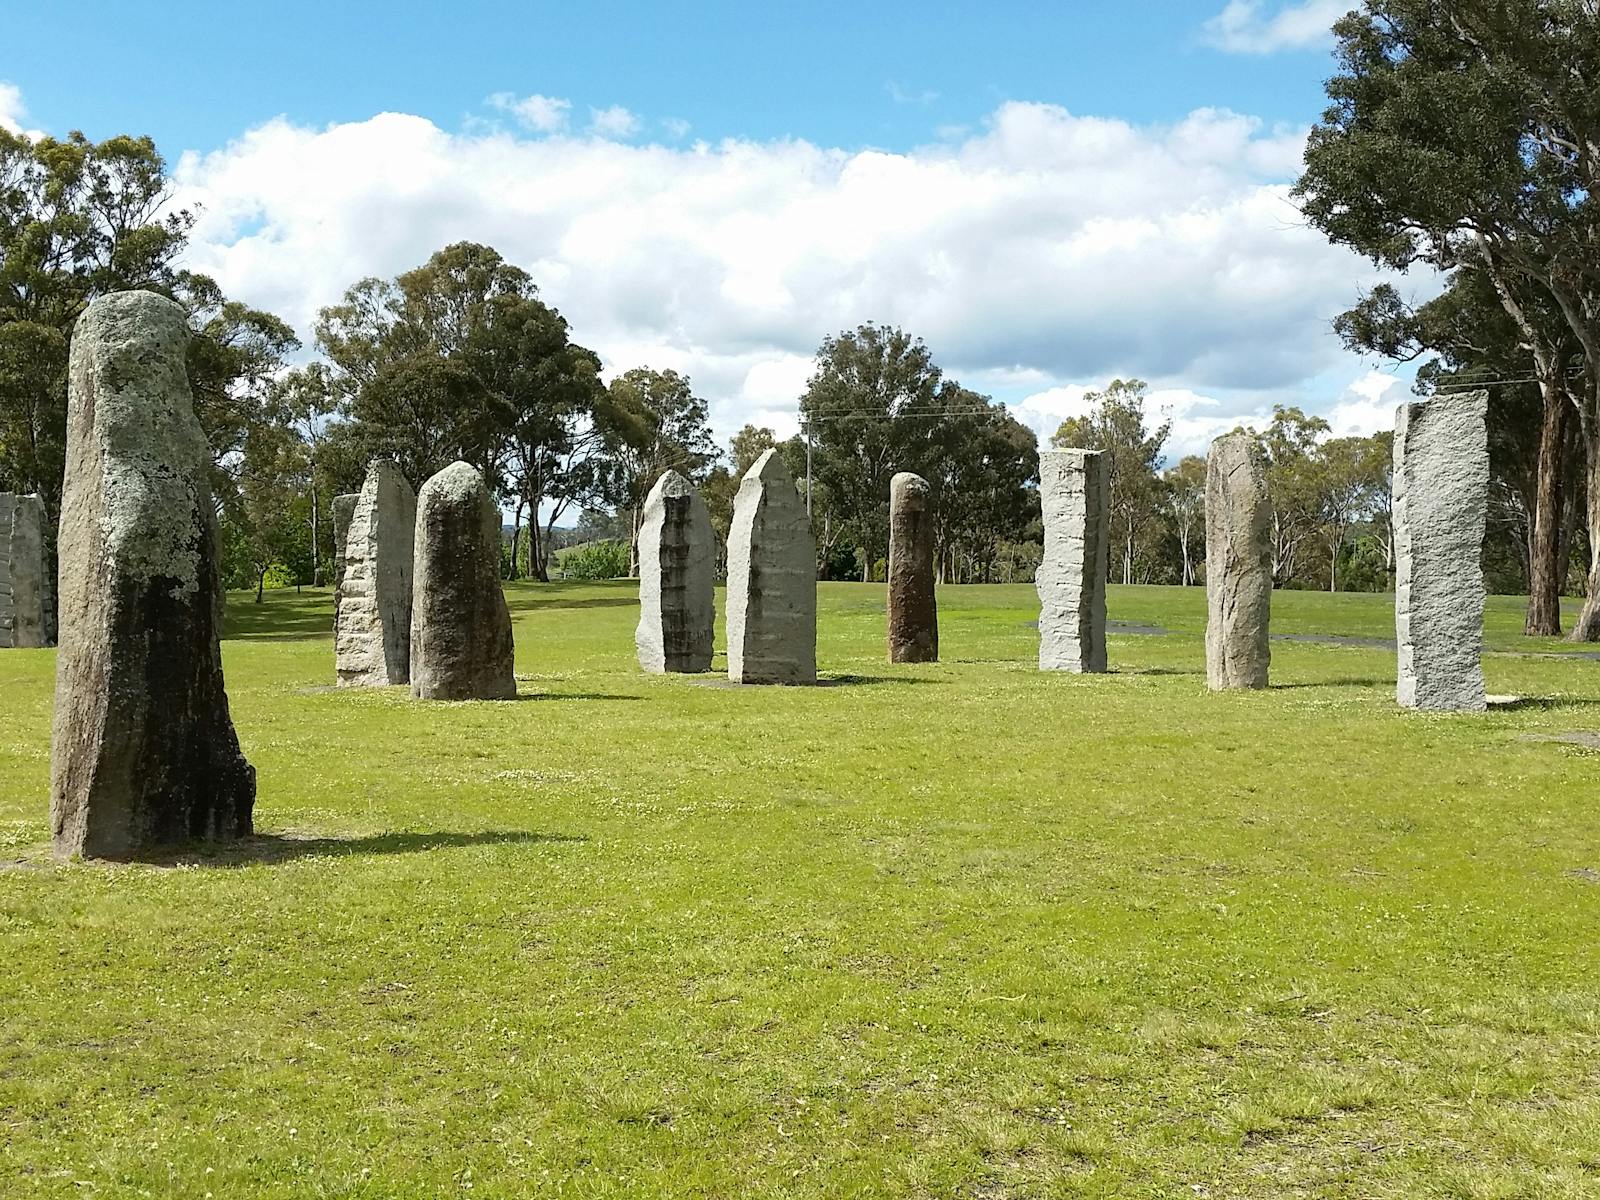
top-left (1205, 431), bottom-right (1271, 690)
top-left (726, 449), bottom-right (816, 684)
top-left (51, 291), bottom-right (255, 859)
top-left (335, 464), bottom-right (415, 686)
top-left (887, 471), bottom-right (937, 663)
top-left (1037, 449), bottom-right (1109, 673)
top-left (0, 493), bottom-right (47, 648)
top-left (410, 461), bottom-right (516, 700)
top-left (636, 470), bottom-right (714, 673)
top-left (1395, 391), bottom-right (1489, 712)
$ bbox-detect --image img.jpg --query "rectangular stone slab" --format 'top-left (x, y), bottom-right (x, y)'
top-left (1394, 390), bottom-right (1489, 712)
top-left (1036, 449), bottom-right (1109, 673)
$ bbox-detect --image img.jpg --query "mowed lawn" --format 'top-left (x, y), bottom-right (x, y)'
top-left (2, 582), bottom-right (1599, 1198)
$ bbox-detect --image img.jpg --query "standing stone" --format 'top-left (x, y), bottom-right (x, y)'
top-left (332, 493), bottom-right (358, 590)
top-left (0, 494), bottom-right (47, 648)
top-left (635, 469), bottom-right (714, 673)
top-left (335, 464), bottom-right (415, 687)
top-left (1205, 432), bottom-right (1271, 689)
top-left (410, 461), bottom-right (516, 700)
top-left (726, 449), bottom-right (816, 684)
top-left (51, 291), bottom-right (255, 859)
top-left (1037, 449), bottom-right (1110, 673)
top-left (887, 471), bottom-right (937, 663)
top-left (330, 491), bottom-right (357, 635)
top-left (1395, 391), bottom-right (1489, 712)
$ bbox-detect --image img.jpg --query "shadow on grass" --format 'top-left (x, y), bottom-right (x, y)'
top-left (1490, 695), bottom-right (1600, 713)
top-left (513, 692), bottom-right (644, 702)
top-left (507, 596), bottom-right (638, 614)
top-left (1116, 666), bottom-right (1204, 677)
top-left (817, 674), bottom-right (942, 687)
top-left (1272, 678), bottom-right (1390, 690)
top-left (223, 589), bottom-right (334, 642)
top-left (137, 829), bottom-right (585, 868)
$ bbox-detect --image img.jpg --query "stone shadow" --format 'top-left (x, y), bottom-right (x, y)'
top-left (131, 828), bottom-right (586, 868)
top-left (1271, 678), bottom-right (1390, 690)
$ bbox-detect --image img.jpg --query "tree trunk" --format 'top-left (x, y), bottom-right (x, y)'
top-left (508, 499), bottom-right (524, 582)
top-left (1526, 385), bottom-right (1569, 635)
top-left (530, 513), bottom-right (550, 584)
top-left (255, 566), bottom-right (267, 604)
top-left (310, 473), bottom-right (323, 587)
top-left (1569, 418), bottom-right (1600, 642)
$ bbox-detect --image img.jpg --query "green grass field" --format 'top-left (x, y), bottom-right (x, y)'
top-left (2, 582), bottom-right (1598, 1198)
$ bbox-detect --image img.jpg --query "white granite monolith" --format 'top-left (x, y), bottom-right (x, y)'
top-left (335, 464), bottom-right (415, 686)
top-left (1037, 449), bottom-right (1109, 673)
top-left (726, 449), bottom-right (816, 684)
top-left (887, 472), bottom-right (937, 663)
top-left (51, 291), bottom-right (255, 859)
top-left (636, 470), bottom-right (715, 673)
top-left (411, 461), bottom-right (516, 700)
top-left (1205, 432), bottom-right (1271, 689)
top-left (0, 493), bottom-right (47, 648)
top-left (1394, 391), bottom-right (1489, 712)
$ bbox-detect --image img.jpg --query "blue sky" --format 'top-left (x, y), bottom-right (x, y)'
top-left (2, 1), bottom-right (1415, 458)
top-left (8, 1), bottom-right (1335, 154)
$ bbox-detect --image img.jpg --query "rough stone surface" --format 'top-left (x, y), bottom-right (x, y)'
top-left (330, 492), bottom-right (357, 635)
top-left (887, 471), bottom-right (938, 663)
top-left (335, 464), bottom-right (415, 686)
top-left (726, 449), bottom-right (816, 684)
top-left (635, 469), bottom-right (714, 673)
top-left (1205, 432), bottom-right (1272, 689)
top-left (410, 461), bottom-right (516, 700)
top-left (331, 493), bottom-right (358, 588)
top-left (0, 494), bottom-right (47, 648)
top-left (50, 291), bottom-right (255, 859)
top-left (1037, 450), bottom-right (1109, 673)
top-left (1395, 390), bottom-right (1489, 712)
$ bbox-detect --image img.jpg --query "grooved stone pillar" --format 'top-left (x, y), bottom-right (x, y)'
top-left (887, 471), bottom-right (937, 663)
top-left (1205, 431), bottom-right (1271, 689)
top-left (51, 291), bottom-right (255, 859)
top-left (1394, 390), bottom-right (1489, 712)
top-left (1037, 449), bottom-right (1109, 673)
top-left (335, 463), bottom-right (415, 686)
top-left (727, 449), bottom-right (816, 684)
top-left (0, 493), bottom-right (47, 648)
top-left (636, 469), bottom-right (714, 673)
top-left (410, 461), bottom-right (516, 700)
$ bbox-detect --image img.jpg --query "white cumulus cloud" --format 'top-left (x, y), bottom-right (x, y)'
top-left (486, 92), bottom-right (572, 134)
top-left (1203, 1), bottom-right (1351, 55)
top-left (0, 81), bottom-right (44, 140)
top-left (588, 105), bottom-right (641, 139)
top-left (171, 99), bottom-right (1400, 445)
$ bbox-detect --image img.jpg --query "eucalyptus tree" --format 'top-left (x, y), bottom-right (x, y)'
top-left (1050, 379), bottom-right (1171, 585)
top-left (1296, 0), bottom-right (1600, 636)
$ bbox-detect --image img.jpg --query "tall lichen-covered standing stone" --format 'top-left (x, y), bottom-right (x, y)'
top-left (1394, 391), bottom-right (1489, 712)
top-left (726, 449), bottom-right (816, 684)
top-left (635, 469), bottom-right (714, 673)
top-left (0, 493), bottom-right (47, 648)
top-left (887, 471), bottom-right (937, 663)
top-left (335, 463), bottom-right (415, 686)
top-left (1037, 449), bottom-right (1109, 673)
top-left (411, 461), bottom-right (516, 700)
top-left (50, 291), bottom-right (255, 859)
top-left (1205, 431), bottom-right (1271, 690)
